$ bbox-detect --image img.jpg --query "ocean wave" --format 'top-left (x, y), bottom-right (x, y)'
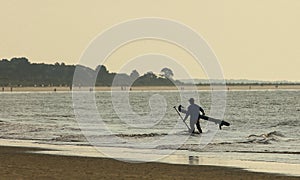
top-left (116, 133), bottom-right (168, 138)
top-left (248, 131), bottom-right (284, 138)
top-left (51, 133), bottom-right (168, 142)
top-left (270, 120), bottom-right (300, 127)
top-left (237, 138), bottom-right (274, 144)
top-left (196, 131), bottom-right (286, 146)
top-left (234, 131), bottom-right (284, 144)
top-left (51, 134), bottom-right (87, 142)
top-left (156, 144), bottom-right (198, 150)
top-left (225, 150), bottom-right (300, 155)
top-left (33, 114), bottom-right (75, 118)
top-left (185, 131), bottom-right (287, 147)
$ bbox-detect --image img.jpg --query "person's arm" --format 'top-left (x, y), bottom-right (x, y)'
top-left (183, 108), bottom-right (190, 122)
top-left (199, 106), bottom-right (205, 116)
top-left (183, 114), bottom-right (188, 122)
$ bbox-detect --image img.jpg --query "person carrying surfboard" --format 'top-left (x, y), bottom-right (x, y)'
top-left (177, 98), bottom-right (230, 132)
top-left (180, 98), bottom-right (205, 134)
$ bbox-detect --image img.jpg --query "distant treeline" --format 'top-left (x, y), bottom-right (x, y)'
top-left (1, 57), bottom-right (298, 87)
top-left (0, 57), bottom-right (182, 87)
top-left (196, 82), bottom-right (300, 86)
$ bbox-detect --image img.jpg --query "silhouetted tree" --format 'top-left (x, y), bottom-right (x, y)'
top-left (161, 67), bottom-right (174, 79)
top-left (130, 70), bottom-right (140, 80)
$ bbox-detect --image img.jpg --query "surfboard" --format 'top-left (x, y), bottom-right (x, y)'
top-left (198, 115), bottom-right (230, 130)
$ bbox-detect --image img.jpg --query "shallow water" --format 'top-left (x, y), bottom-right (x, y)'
top-left (0, 90), bottom-right (299, 165)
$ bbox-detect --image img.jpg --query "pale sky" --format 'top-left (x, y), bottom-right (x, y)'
top-left (0, 0), bottom-right (299, 81)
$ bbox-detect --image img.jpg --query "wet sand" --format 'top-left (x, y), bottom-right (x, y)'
top-left (2, 84), bottom-right (300, 92)
top-left (0, 146), bottom-right (298, 180)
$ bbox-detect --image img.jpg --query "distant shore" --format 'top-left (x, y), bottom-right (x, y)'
top-left (1, 84), bottom-right (300, 92)
top-left (0, 145), bottom-right (298, 179)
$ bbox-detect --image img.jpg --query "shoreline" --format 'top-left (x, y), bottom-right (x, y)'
top-left (0, 139), bottom-right (299, 179)
top-left (1, 84), bottom-right (300, 92)
top-left (1, 145), bottom-right (299, 179)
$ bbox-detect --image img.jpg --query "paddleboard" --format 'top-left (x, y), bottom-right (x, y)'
top-left (199, 115), bottom-right (230, 129)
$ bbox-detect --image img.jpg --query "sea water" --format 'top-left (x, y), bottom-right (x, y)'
top-left (0, 90), bottom-right (299, 167)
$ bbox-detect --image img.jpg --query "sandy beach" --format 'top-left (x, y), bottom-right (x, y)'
top-left (1, 84), bottom-right (300, 92)
top-left (0, 146), bottom-right (298, 180)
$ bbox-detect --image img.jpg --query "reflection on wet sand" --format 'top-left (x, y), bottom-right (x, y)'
top-left (189, 156), bottom-right (199, 165)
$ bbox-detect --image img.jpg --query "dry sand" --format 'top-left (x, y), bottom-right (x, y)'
top-left (0, 146), bottom-right (298, 180)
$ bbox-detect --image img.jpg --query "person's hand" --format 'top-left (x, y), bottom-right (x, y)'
top-left (178, 105), bottom-right (183, 112)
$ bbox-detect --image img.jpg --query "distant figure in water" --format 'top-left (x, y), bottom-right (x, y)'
top-left (180, 98), bottom-right (205, 134)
